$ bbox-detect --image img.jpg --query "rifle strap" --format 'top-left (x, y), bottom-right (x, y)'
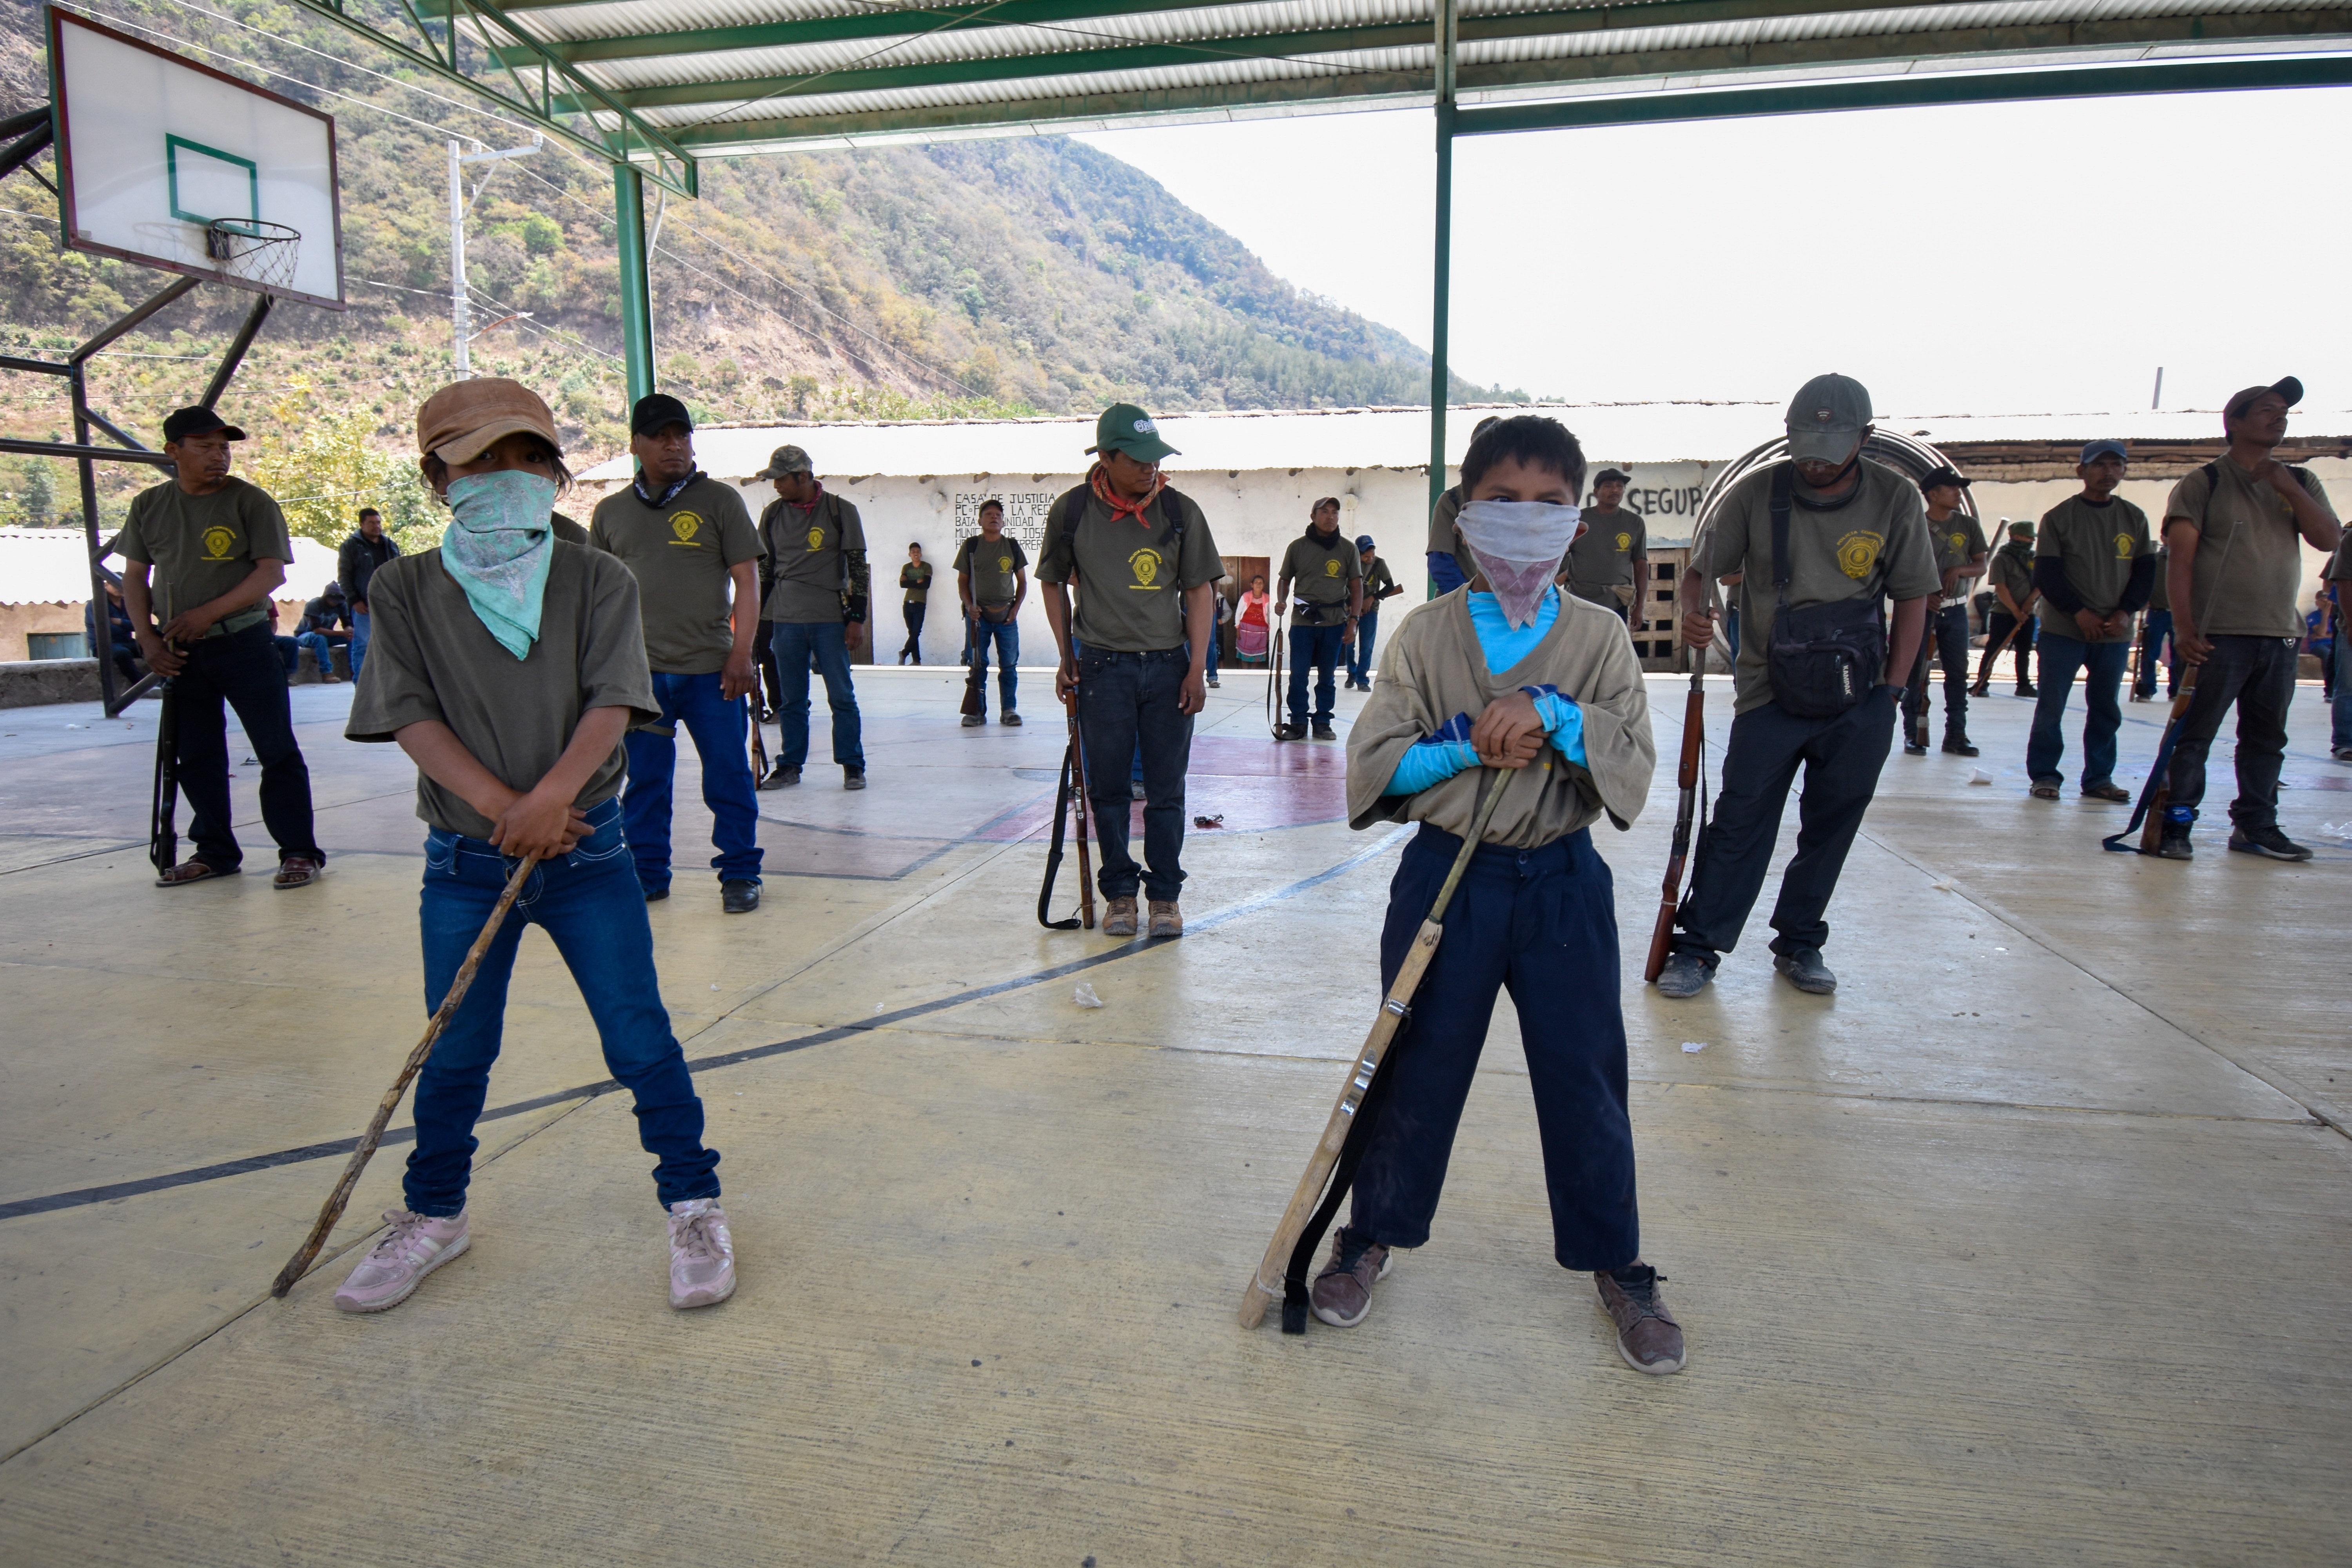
top-left (1279, 1013), bottom-right (1411, 1334)
top-left (1037, 738), bottom-right (1082, 929)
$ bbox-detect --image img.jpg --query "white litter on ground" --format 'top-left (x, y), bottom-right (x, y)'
top-left (1969, 768), bottom-right (1993, 785)
top-left (2318, 822), bottom-right (2352, 841)
top-left (1073, 983), bottom-right (1104, 1009)
top-left (1682, 1041), bottom-right (1706, 1054)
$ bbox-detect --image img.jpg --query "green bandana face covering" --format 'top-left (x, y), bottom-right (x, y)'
top-left (440, 470), bottom-right (557, 659)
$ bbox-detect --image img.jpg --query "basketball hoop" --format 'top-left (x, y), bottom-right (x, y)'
top-left (204, 218), bottom-right (301, 296)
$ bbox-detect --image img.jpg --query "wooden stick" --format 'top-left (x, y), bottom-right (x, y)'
top-left (1239, 768), bottom-right (1514, 1330)
top-left (270, 852), bottom-right (540, 1299)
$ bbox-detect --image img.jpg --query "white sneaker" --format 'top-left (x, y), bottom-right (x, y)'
top-left (334, 1208), bottom-right (470, 1313)
top-left (667, 1198), bottom-right (736, 1309)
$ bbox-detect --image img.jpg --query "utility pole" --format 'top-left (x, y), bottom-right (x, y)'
top-left (448, 136), bottom-right (542, 378)
top-left (2151, 366), bottom-right (2164, 411)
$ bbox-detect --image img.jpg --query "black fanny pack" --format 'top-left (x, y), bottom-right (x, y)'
top-left (1766, 467), bottom-right (1885, 719)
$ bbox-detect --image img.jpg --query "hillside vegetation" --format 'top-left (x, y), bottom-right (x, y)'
top-left (0, 0), bottom-right (1527, 544)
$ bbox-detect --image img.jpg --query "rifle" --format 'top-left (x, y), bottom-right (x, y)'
top-left (1240, 766), bottom-right (1515, 1333)
top-left (960, 607), bottom-right (987, 718)
top-left (1038, 691), bottom-right (1096, 929)
top-left (148, 670), bottom-right (180, 874)
top-left (745, 694), bottom-right (769, 780)
top-left (1264, 599), bottom-right (1290, 740)
top-left (1969, 590), bottom-right (2036, 695)
top-left (1644, 663), bottom-right (1706, 983)
top-left (2106, 519), bottom-right (2240, 855)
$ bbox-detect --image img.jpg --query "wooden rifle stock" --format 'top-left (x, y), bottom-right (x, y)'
top-left (1644, 670), bottom-right (1706, 983)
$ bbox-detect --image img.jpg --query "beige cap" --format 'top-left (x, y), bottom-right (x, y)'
top-left (417, 378), bottom-right (563, 465)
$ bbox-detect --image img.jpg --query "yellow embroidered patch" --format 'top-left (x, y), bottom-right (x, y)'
top-left (670, 512), bottom-right (702, 546)
top-left (201, 526), bottom-right (237, 561)
top-left (1835, 531), bottom-right (1883, 581)
top-left (1128, 548), bottom-right (1162, 588)
top-left (2114, 532), bottom-right (2134, 559)
top-left (807, 526), bottom-right (825, 550)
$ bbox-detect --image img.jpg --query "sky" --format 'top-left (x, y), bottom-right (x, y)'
top-left (1077, 86), bottom-right (2352, 421)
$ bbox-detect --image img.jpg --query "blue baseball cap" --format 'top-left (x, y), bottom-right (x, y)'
top-left (2079, 439), bottom-right (2128, 466)
top-left (1356, 534), bottom-right (1376, 551)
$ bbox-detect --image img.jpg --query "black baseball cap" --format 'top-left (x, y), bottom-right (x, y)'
top-left (2223, 377), bottom-right (2302, 419)
top-left (162, 407), bottom-right (246, 443)
top-left (631, 393), bottom-right (694, 437)
top-left (1918, 466), bottom-right (1970, 494)
top-left (1593, 467), bottom-right (1632, 486)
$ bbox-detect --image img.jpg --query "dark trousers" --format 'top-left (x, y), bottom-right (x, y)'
top-left (1671, 692), bottom-right (1896, 961)
top-left (753, 620), bottom-right (784, 713)
top-left (1902, 603), bottom-right (1972, 740)
top-left (2165, 634), bottom-right (2299, 831)
top-left (172, 621), bottom-right (320, 871)
top-left (900, 601), bottom-right (925, 664)
top-left (1075, 645), bottom-right (1192, 902)
top-left (2135, 608), bottom-right (2179, 698)
top-left (2027, 630), bottom-right (2128, 788)
top-left (1349, 826), bottom-right (1638, 1271)
top-left (1346, 608), bottom-right (1380, 685)
top-left (769, 620), bottom-right (864, 769)
top-left (1286, 621), bottom-right (1345, 726)
top-left (407, 798), bottom-right (717, 1216)
top-left (1975, 610), bottom-right (2038, 689)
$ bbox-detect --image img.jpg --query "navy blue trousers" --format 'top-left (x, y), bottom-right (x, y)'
top-left (1348, 824), bottom-right (1640, 1272)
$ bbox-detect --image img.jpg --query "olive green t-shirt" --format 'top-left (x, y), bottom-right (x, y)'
top-left (760, 492), bottom-right (866, 624)
top-left (1362, 556), bottom-right (1399, 604)
top-left (954, 532), bottom-right (1028, 607)
top-left (2163, 460), bottom-right (2339, 639)
top-left (1988, 540), bottom-right (2036, 612)
top-left (1564, 507), bottom-right (1648, 603)
top-left (1427, 485), bottom-right (1471, 585)
top-left (1926, 511), bottom-right (1989, 603)
top-left (900, 561), bottom-right (932, 604)
top-left (1038, 485), bottom-right (1224, 653)
top-left (1691, 459), bottom-right (1943, 715)
top-left (345, 543), bottom-right (659, 840)
top-left (2035, 494), bottom-right (2153, 642)
top-left (1280, 528), bottom-right (1361, 624)
top-left (588, 475), bottom-right (762, 675)
top-left (114, 477), bottom-right (294, 630)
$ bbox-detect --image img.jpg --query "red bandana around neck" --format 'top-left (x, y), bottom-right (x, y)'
top-left (1089, 462), bottom-right (1162, 526)
top-left (784, 479), bottom-right (825, 512)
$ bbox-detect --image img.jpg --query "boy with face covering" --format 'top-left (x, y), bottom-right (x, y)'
top-left (335, 379), bottom-right (734, 1317)
top-left (1336, 415), bottom-right (1678, 1374)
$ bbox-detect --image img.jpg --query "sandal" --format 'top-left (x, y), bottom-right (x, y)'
top-left (156, 861), bottom-right (235, 887)
top-left (274, 855), bottom-right (325, 890)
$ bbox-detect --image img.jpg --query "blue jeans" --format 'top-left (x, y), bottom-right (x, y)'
top-left (2027, 630), bottom-right (2128, 788)
top-left (1287, 621), bottom-right (1346, 726)
top-left (969, 613), bottom-right (1019, 715)
top-left (769, 621), bottom-right (864, 769)
top-left (621, 670), bottom-right (764, 891)
top-left (1074, 645), bottom-right (1194, 902)
top-left (1347, 608), bottom-right (1379, 685)
top-left (349, 609), bottom-right (371, 680)
top-left (1351, 825), bottom-right (1636, 1270)
top-left (296, 630), bottom-right (342, 679)
top-left (2134, 608), bottom-right (2176, 699)
top-left (406, 797), bottom-right (719, 1216)
top-left (1204, 619), bottom-right (1220, 679)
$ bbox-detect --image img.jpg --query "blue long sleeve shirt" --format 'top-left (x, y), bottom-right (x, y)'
top-left (1382, 587), bottom-right (1586, 795)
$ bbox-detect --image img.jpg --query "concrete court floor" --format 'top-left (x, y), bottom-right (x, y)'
top-left (0, 656), bottom-right (2347, 1566)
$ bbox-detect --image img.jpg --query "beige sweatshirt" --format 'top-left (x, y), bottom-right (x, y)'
top-left (1346, 591), bottom-right (1655, 848)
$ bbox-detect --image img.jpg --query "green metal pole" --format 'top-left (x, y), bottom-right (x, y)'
top-left (1426, 0), bottom-right (1457, 593)
top-left (613, 162), bottom-right (655, 405)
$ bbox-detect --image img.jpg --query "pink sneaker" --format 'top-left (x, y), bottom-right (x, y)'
top-left (333, 1208), bottom-right (470, 1313)
top-left (667, 1198), bottom-right (736, 1309)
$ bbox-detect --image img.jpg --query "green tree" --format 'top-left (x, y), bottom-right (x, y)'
top-left (21, 460), bottom-right (56, 526)
top-left (246, 379), bottom-right (440, 551)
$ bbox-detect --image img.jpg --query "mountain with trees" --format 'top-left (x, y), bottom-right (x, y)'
top-left (0, 0), bottom-right (1528, 545)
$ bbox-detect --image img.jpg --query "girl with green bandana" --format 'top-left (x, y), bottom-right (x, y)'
top-left (336, 379), bottom-right (735, 1316)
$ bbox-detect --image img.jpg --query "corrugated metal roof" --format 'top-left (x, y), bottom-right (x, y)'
top-left (471, 0), bottom-right (2352, 149)
top-left (575, 401), bottom-right (2352, 482)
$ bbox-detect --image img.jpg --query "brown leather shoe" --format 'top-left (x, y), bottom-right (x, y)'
top-left (1309, 1227), bottom-right (1392, 1328)
top-left (1101, 895), bottom-right (1138, 936)
top-left (273, 855), bottom-right (324, 890)
top-left (1147, 899), bottom-right (1182, 938)
top-left (155, 860), bottom-right (235, 887)
top-left (1595, 1263), bottom-right (1686, 1374)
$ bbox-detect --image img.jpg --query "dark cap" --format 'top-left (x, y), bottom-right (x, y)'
top-left (2078, 439), bottom-right (2128, 466)
top-left (1784, 372), bottom-right (1872, 463)
top-left (1917, 466), bottom-right (1970, 494)
top-left (1355, 534), bottom-right (1376, 552)
top-left (1087, 402), bottom-right (1177, 463)
top-left (1311, 495), bottom-right (1342, 514)
top-left (753, 444), bottom-right (812, 479)
top-left (631, 393), bottom-right (694, 438)
top-left (1593, 467), bottom-right (1632, 486)
top-left (162, 407), bottom-right (246, 443)
top-left (2224, 377), bottom-right (2302, 420)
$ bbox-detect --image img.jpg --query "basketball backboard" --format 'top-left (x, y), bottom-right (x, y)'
top-left (48, 9), bottom-right (344, 310)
